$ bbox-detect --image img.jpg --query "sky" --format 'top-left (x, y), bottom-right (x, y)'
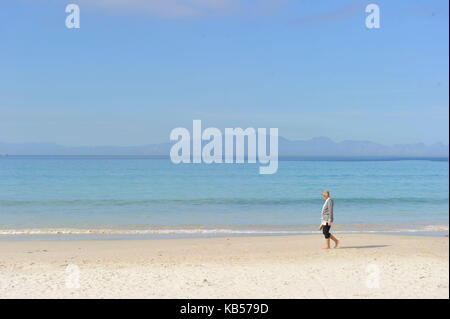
top-left (0, 0), bottom-right (448, 146)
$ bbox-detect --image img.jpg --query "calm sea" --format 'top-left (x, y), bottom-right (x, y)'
top-left (0, 156), bottom-right (448, 239)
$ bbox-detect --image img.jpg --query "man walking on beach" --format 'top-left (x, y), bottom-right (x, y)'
top-left (321, 190), bottom-right (339, 249)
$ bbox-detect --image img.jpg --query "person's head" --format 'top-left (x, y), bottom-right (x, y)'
top-left (321, 190), bottom-right (330, 199)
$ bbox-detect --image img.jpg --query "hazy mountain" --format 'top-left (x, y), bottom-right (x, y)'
top-left (0, 142), bottom-right (173, 156)
top-left (277, 137), bottom-right (449, 157)
top-left (0, 137), bottom-right (448, 157)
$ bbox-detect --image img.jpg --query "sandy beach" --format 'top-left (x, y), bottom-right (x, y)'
top-left (0, 234), bottom-right (448, 299)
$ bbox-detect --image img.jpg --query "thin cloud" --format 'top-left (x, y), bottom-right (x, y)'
top-left (294, 4), bottom-right (361, 25)
top-left (77, 0), bottom-right (239, 19)
top-left (76, 0), bottom-right (289, 19)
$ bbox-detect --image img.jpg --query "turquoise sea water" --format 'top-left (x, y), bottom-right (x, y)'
top-left (0, 156), bottom-right (448, 237)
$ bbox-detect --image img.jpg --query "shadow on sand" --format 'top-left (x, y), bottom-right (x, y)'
top-left (339, 245), bottom-right (390, 249)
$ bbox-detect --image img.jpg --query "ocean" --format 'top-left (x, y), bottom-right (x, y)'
top-left (0, 156), bottom-right (448, 239)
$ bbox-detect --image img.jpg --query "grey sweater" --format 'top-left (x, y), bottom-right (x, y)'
top-left (321, 198), bottom-right (334, 223)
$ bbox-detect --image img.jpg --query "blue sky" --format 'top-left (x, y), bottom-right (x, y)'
top-left (0, 0), bottom-right (448, 146)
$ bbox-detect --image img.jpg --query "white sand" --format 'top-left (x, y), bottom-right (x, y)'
top-left (0, 234), bottom-right (448, 298)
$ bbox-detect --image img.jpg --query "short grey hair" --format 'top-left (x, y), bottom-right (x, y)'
top-left (322, 189), bottom-right (330, 196)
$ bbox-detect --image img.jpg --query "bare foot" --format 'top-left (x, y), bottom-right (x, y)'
top-left (334, 240), bottom-right (339, 248)
top-left (321, 247), bottom-right (330, 250)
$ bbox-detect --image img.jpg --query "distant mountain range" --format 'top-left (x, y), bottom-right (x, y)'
top-left (0, 137), bottom-right (448, 157)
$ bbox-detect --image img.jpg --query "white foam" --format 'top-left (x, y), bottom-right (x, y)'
top-left (0, 225), bottom-right (447, 236)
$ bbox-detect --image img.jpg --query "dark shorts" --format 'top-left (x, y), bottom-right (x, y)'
top-left (322, 224), bottom-right (331, 239)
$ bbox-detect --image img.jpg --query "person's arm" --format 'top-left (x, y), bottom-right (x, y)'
top-left (328, 199), bottom-right (333, 225)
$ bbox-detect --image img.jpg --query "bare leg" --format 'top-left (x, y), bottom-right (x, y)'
top-left (330, 235), bottom-right (339, 248)
top-left (322, 238), bottom-right (331, 249)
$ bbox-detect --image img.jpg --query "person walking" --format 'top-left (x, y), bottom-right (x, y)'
top-left (321, 190), bottom-right (339, 249)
